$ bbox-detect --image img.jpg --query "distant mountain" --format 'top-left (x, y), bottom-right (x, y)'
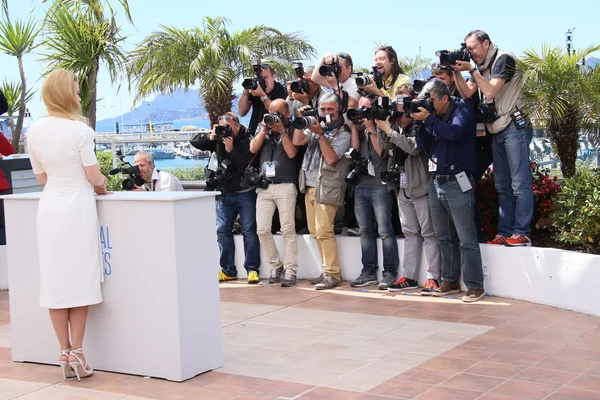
top-left (96, 89), bottom-right (244, 132)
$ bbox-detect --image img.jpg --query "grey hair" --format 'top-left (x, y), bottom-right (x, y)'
top-left (319, 92), bottom-right (342, 108)
top-left (419, 78), bottom-right (451, 100)
top-left (134, 151), bottom-right (154, 164)
top-left (464, 30), bottom-right (492, 45)
top-left (305, 65), bottom-right (315, 74)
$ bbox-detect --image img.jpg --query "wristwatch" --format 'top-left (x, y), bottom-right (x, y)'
top-left (260, 95), bottom-right (268, 102)
top-left (469, 67), bottom-right (477, 76)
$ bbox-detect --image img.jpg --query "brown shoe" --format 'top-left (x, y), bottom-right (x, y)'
top-left (315, 275), bottom-right (340, 290)
top-left (432, 280), bottom-right (461, 297)
top-left (462, 288), bottom-right (485, 303)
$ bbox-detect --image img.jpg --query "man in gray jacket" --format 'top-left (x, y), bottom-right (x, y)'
top-left (376, 92), bottom-right (441, 295)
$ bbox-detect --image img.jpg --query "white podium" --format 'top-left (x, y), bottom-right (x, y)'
top-left (2, 191), bottom-right (222, 381)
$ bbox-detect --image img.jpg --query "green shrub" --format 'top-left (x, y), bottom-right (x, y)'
top-left (162, 167), bottom-right (205, 180)
top-left (553, 167), bottom-right (600, 253)
top-left (96, 151), bottom-right (124, 192)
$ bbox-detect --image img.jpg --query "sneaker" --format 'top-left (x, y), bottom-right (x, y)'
top-left (315, 275), bottom-right (341, 290)
top-left (504, 234), bottom-right (532, 247)
top-left (218, 270), bottom-right (237, 282)
top-left (309, 273), bottom-right (324, 285)
top-left (378, 273), bottom-right (397, 290)
top-left (462, 288), bottom-right (485, 303)
top-left (388, 277), bottom-right (418, 292)
top-left (486, 234), bottom-right (506, 245)
top-left (350, 271), bottom-right (378, 287)
top-left (281, 269), bottom-right (297, 287)
top-left (269, 267), bottom-right (283, 284)
top-left (247, 271), bottom-right (260, 284)
top-left (432, 280), bottom-right (461, 297)
top-left (420, 279), bottom-right (439, 296)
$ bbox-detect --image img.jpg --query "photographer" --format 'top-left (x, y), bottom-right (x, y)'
top-left (189, 112), bottom-right (261, 284)
top-left (347, 97), bottom-right (399, 290)
top-left (238, 63), bottom-right (287, 135)
top-left (360, 46), bottom-right (411, 99)
top-left (375, 87), bottom-right (441, 295)
top-left (452, 30), bottom-right (533, 247)
top-left (412, 78), bottom-right (485, 303)
top-left (287, 65), bottom-right (324, 118)
top-left (311, 52), bottom-right (360, 110)
top-left (249, 99), bottom-right (298, 287)
top-left (292, 93), bottom-right (350, 290)
top-left (132, 151), bottom-right (184, 192)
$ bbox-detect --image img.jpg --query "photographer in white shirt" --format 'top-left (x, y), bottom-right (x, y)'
top-left (133, 151), bottom-right (184, 192)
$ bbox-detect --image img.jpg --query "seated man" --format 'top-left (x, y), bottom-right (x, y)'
top-left (133, 151), bottom-right (184, 191)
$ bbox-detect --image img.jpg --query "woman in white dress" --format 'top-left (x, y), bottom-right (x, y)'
top-left (27, 69), bottom-right (110, 381)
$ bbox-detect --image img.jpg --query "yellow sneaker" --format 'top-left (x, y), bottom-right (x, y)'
top-left (247, 271), bottom-right (260, 284)
top-left (218, 270), bottom-right (237, 282)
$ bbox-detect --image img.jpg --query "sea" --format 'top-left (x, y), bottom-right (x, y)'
top-left (123, 156), bottom-right (209, 170)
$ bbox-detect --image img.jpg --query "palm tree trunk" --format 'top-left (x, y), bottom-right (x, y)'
top-left (549, 110), bottom-right (579, 178)
top-left (86, 58), bottom-right (99, 130)
top-left (13, 56), bottom-right (26, 153)
top-left (203, 84), bottom-right (236, 127)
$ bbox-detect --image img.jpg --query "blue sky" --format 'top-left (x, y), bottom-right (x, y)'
top-left (2, 0), bottom-right (599, 122)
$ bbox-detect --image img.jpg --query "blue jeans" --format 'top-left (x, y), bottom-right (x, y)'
top-left (492, 122), bottom-right (534, 237)
top-left (354, 185), bottom-right (399, 276)
top-left (429, 178), bottom-right (484, 290)
top-left (216, 191), bottom-right (260, 277)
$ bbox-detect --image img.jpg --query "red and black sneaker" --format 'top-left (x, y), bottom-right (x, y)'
top-left (388, 277), bottom-right (418, 292)
top-left (420, 279), bottom-right (439, 296)
top-left (504, 234), bottom-right (532, 247)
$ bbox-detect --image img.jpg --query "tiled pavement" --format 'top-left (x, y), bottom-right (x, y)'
top-left (1, 282), bottom-right (600, 400)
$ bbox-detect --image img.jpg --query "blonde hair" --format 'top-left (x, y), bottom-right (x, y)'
top-left (42, 69), bottom-right (85, 122)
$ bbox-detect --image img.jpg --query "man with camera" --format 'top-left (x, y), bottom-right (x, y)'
top-left (359, 46), bottom-right (411, 99)
top-left (346, 96), bottom-right (399, 290)
top-left (292, 93), bottom-right (351, 290)
top-left (412, 78), bottom-right (485, 303)
top-left (132, 151), bottom-right (184, 192)
top-left (189, 112), bottom-right (261, 284)
top-left (452, 30), bottom-right (533, 247)
top-left (238, 62), bottom-right (288, 136)
top-left (287, 65), bottom-right (324, 118)
top-left (311, 52), bottom-right (360, 110)
top-left (373, 88), bottom-right (442, 295)
top-left (249, 99), bottom-right (299, 287)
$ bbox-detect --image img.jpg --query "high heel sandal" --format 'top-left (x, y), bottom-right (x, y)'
top-left (69, 348), bottom-right (94, 380)
top-left (59, 349), bottom-right (75, 381)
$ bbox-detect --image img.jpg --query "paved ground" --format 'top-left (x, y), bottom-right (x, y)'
top-left (1, 281), bottom-right (599, 399)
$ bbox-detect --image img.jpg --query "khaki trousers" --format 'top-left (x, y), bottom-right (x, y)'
top-left (305, 187), bottom-right (340, 279)
top-left (256, 183), bottom-right (298, 273)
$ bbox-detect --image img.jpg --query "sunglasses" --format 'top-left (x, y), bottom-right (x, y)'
top-left (218, 115), bottom-right (233, 122)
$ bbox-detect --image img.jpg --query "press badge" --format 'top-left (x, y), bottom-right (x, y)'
top-left (456, 171), bottom-right (473, 192)
top-left (400, 168), bottom-right (408, 188)
top-left (428, 157), bottom-right (437, 172)
top-left (367, 161), bottom-right (376, 176)
top-left (207, 152), bottom-right (219, 172)
top-left (265, 162), bottom-right (276, 178)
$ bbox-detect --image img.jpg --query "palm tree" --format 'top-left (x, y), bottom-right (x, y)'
top-left (41, 2), bottom-right (128, 129)
top-left (0, 18), bottom-right (38, 151)
top-left (41, 0), bottom-right (134, 24)
top-left (399, 55), bottom-right (432, 79)
top-left (127, 16), bottom-right (316, 126)
top-left (0, 80), bottom-right (35, 135)
top-left (518, 44), bottom-right (600, 177)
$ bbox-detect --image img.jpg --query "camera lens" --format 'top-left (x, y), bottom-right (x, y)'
top-left (242, 78), bottom-right (257, 90)
top-left (292, 116), bottom-right (316, 130)
top-left (290, 81), bottom-right (303, 93)
top-left (355, 75), bottom-right (372, 87)
top-left (345, 170), bottom-right (361, 185)
top-left (122, 178), bottom-right (135, 191)
top-left (264, 114), bottom-right (278, 126)
top-left (346, 108), bottom-right (363, 121)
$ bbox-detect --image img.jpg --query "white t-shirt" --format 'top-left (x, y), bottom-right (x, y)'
top-left (142, 169), bottom-right (184, 192)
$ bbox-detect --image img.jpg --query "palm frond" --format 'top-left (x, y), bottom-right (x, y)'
top-left (0, 18), bottom-right (39, 57)
top-left (0, 79), bottom-right (36, 116)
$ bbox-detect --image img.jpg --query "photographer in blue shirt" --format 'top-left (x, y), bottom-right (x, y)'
top-left (412, 78), bottom-right (485, 303)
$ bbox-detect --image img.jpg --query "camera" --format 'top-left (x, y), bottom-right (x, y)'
top-left (344, 148), bottom-right (368, 186)
top-left (346, 106), bottom-right (372, 122)
top-left (215, 124), bottom-right (233, 139)
top-left (242, 166), bottom-right (269, 189)
top-left (242, 59), bottom-right (266, 91)
top-left (291, 108), bottom-right (325, 129)
top-left (263, 112), bottom-right (284, 126)
top-left (318, 61), bottom-right (341, 77)
top-left (108, 151), bottom-right (146, 191)
top-left (435, 43), bottom-right (471, 67)
top-left (205, 159), bottom-right (232, 192)
top-left (380, 148), bottom-right (408, 185)
top-left (476, 99), bottom-right (499, 123)
top-left (290, 62), bottom-right (310, 94)
top-left (401, 95), bottom-right (433, 116)
top-left (355, 66), bottom-right (384, 89)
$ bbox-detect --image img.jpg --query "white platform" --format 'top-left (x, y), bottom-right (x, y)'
top-left (1, 191), bottom-right (222, 381)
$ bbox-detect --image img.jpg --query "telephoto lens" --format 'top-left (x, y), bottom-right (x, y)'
top-left (355, 75), bottom-right (372, 87)
top-left (292, 116), bottom-right (317, 130)
top-left (263, 114), bottom-right (279, 126)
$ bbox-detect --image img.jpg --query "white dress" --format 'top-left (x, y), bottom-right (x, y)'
top-left (27, 116), bottom-right (103, 309)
